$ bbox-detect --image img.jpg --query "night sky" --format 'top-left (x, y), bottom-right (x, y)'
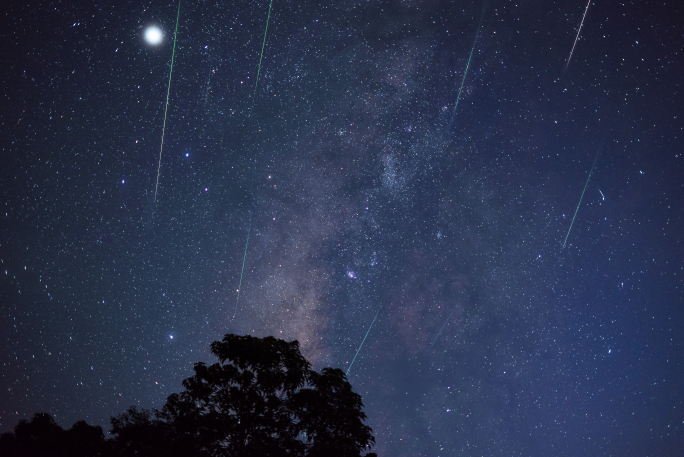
top-left (1, 0), bottom-right (683, 455)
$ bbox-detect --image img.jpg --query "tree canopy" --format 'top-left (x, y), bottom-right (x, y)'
top-left (1, 334), bottom-right (376, 457)
top-left (112, 334), bottom-right (376, 457)
top-left (0, 412), bottom-right (106, 457)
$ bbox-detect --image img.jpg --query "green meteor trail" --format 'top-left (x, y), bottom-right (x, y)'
top-left (254, 0), bottom-right (274, 96)
top-left (449, 0), bottom-right (487, 129)
top-left (562, 150), bottom-right (600, 249)
top-left (154, 0), bottom-right (182, 204)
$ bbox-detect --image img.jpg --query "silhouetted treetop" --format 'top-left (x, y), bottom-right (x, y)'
top-left (1, 334), bottom-right (377, 457)
top-left (112, 334), bottom-right (376, 457)
top-left (0, 413), bottom-right (105, 457)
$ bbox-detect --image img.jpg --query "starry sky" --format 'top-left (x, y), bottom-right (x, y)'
top-left (1, 0), bottom-right (683, 455)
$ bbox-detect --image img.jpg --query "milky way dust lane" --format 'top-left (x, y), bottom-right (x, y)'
top-left (154, 0), bottom-right (182, 204)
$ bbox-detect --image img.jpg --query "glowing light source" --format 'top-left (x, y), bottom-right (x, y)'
top-left (144, 26), bottom-right (164, 45)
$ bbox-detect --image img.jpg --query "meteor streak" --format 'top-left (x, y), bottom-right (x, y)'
top-left (430, 308), bottom-right (456, 348)
top-left (233, 214), bottom-right (252, 320)
top-left (347, 310), bottom-right (379, 376)
top-left (564, 0), bottom-right (591, 72)
top-left (449, 0), bottom-right (487, 129)
top-left (254, 0), bottom-right (274, 96)
top-left (154, 0), bottom-right (182, 204)
top-left (562, 149), bottom-right (599, 249)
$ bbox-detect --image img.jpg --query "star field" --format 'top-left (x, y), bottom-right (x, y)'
top-left (1, 1), bottom-right (683, 456)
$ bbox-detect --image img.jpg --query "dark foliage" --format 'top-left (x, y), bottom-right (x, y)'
top-left (111, 334), bottom-right (376, 457)
top-left (2, 334), bottom-right (376, 457)
top-left (0, 412), bottom-right (106, 457)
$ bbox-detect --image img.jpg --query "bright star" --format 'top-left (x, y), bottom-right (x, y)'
top-left (144, 26), bottom-right (163, 46)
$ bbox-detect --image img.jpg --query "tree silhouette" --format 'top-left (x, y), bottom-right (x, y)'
top-left (0, 412), bottom-right (105, 457)
top-left (111, 334), bottom-right (376, 457)
top-left (1, 335), bottom-right (376, 456)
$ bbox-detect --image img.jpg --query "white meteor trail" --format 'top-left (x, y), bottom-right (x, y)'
top-left (347, 310), bottom-right (379, 376)
top-left (232, 214), bottom-right (252, 320)
top-left (430, 308), bottom-right (456, 348)
top-left (565, 0), bottom-right (592, 72)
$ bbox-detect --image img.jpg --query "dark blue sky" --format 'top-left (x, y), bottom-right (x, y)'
top-left (1, 0), bottom-right (682, 455)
